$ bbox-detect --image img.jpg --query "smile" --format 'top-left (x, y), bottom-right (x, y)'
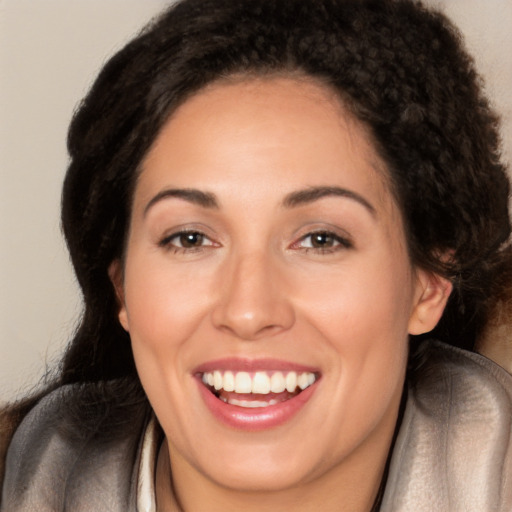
top-left (195, 361), bottom-right (320, 430)
top-left (201, 370), bottom-right (317, 408)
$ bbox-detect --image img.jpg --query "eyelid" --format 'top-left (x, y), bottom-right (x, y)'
top-left (158, 226), bottom-right (220, 251)
top-left (162, 231), bottom-right (213, 247)
top-left (290, 227), bottom-right (354, 251)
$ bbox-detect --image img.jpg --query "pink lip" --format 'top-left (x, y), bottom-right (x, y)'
top-left (194, 357), bottom-right (319, 374)
top-left (194, 358), bottom-right (320, 431)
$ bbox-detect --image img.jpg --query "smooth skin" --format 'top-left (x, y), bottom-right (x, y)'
top-left (111, 77), bottom-right (451, 511)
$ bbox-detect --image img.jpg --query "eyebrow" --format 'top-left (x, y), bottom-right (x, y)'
top-left (144, 188), bottom-right (219, 216)
top-left (143, 185), bottom-right (375, 217)
top-left (282, 186), bottom-right (376, 215)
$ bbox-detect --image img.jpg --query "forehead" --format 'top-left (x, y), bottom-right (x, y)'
top-left (136, 77), bottom-right (396, 216)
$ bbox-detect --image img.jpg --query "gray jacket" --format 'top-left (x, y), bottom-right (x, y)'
top-left (2, 341), bottom-right (512, 511)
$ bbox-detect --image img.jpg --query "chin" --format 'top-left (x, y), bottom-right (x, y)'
top-left (200, 452), bottom-right (314, 493)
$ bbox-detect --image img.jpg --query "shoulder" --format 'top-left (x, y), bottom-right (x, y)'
top-left (411, 339), bottom-right (512, 415)
top-left (382, 340), bottom-right (512, 512)
top-left (1, 379), bottom-right (150, 512)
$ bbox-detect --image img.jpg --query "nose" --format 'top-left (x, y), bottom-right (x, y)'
top-left (211, 250), bottom-right (295, 340)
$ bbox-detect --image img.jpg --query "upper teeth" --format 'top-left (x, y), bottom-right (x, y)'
top-left (201, 370), bottom-right (316, 395)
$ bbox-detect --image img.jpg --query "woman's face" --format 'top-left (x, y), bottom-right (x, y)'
top-left (114, 78), bottom-right (449, 496)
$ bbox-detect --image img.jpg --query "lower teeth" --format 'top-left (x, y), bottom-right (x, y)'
top-left (222, 397), bottom-right (279, 408)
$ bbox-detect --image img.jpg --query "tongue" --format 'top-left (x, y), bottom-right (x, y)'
top-left (217, 390), bottom-right (298, 403)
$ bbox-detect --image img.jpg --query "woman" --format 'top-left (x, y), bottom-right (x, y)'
top-left (2, 0), bottom-right (511, 510)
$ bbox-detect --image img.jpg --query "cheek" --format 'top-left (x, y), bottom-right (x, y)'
top-left (121, 253), bottom-right (217, 417)
top-left (296, 258), bottom-right (414, 349)
top-left (275, 257), bottom-right (412, 465)
top-left (293, 251), bottom-right (413, 398)
top-left (120, 256), bottom-right (221, 418)
top-left (123, 255), bottom-right (214, 349)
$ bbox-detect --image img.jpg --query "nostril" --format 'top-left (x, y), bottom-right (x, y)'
top-left (211, 298), bottom-right (296, 341)
top-left (215, 322), bottom-right (286, 341)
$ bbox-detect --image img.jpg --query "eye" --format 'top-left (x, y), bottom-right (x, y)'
top-left (160, 230), bottom-right (215, 251)
top-left (295, 231), bottom-right (352, 252)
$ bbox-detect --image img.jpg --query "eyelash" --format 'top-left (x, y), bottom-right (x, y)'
top-left (159, 229), bottom-right (352, 255)
top-left (159, 230), bottom-right (216, 253)
top-left (292, 231), bottom-right (353, 253)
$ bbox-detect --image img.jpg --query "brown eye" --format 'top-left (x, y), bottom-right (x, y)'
top-left (310, 233), bottom-right (335, 248)
top-left (179, 232), bottom-right (204, 248)
top-left (160, 230), bottom-right (214, 250)
top-left (295, 231), bottom-right (352, 252)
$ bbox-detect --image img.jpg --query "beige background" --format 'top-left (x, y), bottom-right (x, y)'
top-left (1, 0), bottom-right (511, 402)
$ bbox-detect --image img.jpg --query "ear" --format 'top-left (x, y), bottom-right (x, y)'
top-left (408, 270), bottom-right (453, 335)
top-left (108, 259), bottom-right (130, 332)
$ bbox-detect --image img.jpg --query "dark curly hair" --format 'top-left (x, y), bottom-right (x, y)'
top-left (55, 0), bottom-right (509, 388)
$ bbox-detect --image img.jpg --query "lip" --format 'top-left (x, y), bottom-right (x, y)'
top-left (194, 358), bottom-right (320, 431)
top-left (194, 357), bottom-right (319, 374)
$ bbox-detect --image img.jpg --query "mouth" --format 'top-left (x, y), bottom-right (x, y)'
top-left (195, 362), bottom-right (320, 430)
top-left (201, 370), bottom-right (317, 408)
